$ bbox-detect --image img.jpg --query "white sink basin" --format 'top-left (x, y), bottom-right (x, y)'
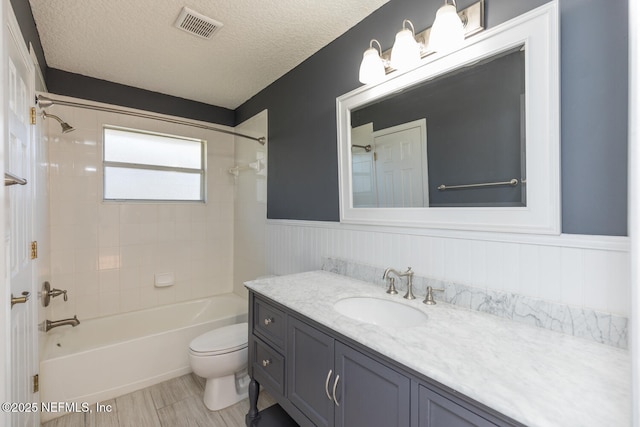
top-left (333, 297), bottom-right (428, 327)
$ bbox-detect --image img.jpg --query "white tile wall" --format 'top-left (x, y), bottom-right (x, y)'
top-left (233, 110), bottom-right (268, 296)
top-left (46, 96), bottom-right (236, 320)
top-left (266, 220), bottom-right (631, 317)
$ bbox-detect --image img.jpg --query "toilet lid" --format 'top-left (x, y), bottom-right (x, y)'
top-left (189, 322), bottom-right (248, 355)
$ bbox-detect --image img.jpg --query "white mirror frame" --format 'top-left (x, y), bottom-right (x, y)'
top-left (337, 2), bottom-right (559, 234)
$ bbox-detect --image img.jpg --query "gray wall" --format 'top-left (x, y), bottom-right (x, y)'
top-left (236, 0), bottom-right (629, 236)
top-left (46, 69), bottom-right (235, 126)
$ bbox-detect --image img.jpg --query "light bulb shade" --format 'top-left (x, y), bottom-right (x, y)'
top-left (359, 47), bottom-right (386, 84)
top-left (428, 4), bottom-right (465, 53)
top-left (390, 28), bottom-right (421, 71)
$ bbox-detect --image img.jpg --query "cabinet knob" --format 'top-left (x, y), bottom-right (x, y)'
top-left (263, 317), bottom-right (273, 325)
top-left (262, 359), bottom-right (271, 367)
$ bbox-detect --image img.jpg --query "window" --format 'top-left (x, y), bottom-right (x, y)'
top-left (103, 126), bottom-right (205, 201)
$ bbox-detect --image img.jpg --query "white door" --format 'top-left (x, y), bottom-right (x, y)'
top-left (373, 119), bottom-right (428, 208)
top-left (6, 7), bottom-right (38, 427)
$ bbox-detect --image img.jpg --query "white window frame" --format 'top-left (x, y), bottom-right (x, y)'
top-left (102, 125), bottom-right (206, 202)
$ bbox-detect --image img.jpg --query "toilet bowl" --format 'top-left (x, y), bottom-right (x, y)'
top-left (188, 322), bottom-right (249, 411)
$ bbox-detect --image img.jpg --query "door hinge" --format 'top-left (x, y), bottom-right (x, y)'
top-left (30, 107), bottom-right (36, 125)
top-left (33, 374), bottom-right (39, 393)
top-left (373, 152), bottom-right (377, 161)
top-left (30, 241), bottom-right (38, 259)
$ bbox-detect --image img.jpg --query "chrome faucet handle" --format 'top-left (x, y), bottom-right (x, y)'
top-left (403, 267), bottom-right (415, 300)
top-left (386, 277), bottom-right (398, 295)
top-left (423, 286), bottom-right (445, 305)
top-left (42, 281), bottom-right (68, 307)
top-left (49, 288), bottom-right (67, 301)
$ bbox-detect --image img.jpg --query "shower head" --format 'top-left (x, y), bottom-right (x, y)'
top-left (59, 121), bottom-right (75, 134)
top-left (42, 111), bottom-right (75, 134)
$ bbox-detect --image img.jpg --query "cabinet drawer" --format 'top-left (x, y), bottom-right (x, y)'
top-left (254, 297), bottom-right (286, 350)
top-left (252, 337), bottom-right (285, 396)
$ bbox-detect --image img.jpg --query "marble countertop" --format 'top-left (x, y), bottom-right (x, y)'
top-left (245, 271), bottom-right (630, 427)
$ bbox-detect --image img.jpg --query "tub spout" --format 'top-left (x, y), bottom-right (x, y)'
top-left (45, 315), bottom-right (80, 332)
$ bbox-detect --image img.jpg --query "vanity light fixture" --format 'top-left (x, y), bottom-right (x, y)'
top-left (358, 39), bottom-right (387, 84)
top-left (357, 0), bottom-right (484, 85)
top-left (390, 20), bottom-right (422, 71)
top-left (428, 0), bottom-right (465, 53)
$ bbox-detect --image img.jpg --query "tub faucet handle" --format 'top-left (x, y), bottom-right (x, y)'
top-left (49, 287), bottom-right (67, 301)
top-left (42, 281), bottom-right (68, 307)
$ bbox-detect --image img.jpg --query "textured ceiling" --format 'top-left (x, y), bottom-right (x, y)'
top-left (29, 0), bottom-right (389, 110)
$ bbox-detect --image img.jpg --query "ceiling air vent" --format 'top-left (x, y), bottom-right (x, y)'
top-left (174, 7), bottom-right (223, 40)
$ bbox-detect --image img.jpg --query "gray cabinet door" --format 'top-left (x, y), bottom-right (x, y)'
top-left (288, 317), bottom-right (335, 427)
top-left (334, 342), bottom-right (411, 427)
top-left (418, 386), bottom-right (499, 427)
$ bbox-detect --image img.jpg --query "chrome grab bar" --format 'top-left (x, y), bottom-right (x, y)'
top-left (437, 178), bottom-right (519, 191)
top-left (4, 172), bottom-right (27, 186)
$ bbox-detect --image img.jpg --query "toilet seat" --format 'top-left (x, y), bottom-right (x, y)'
top-left (189, 322), bottom-right (248, 356)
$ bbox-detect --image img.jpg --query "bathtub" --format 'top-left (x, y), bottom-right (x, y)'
top-left (40, 294), bottom-right (247, 421)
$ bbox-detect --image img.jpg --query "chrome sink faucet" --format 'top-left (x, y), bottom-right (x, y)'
top-left (382, 267), bottom-right (415, 300)
top-left (423, 286), bottom-right (445, 305)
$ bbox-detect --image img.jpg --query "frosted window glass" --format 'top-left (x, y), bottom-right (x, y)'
top-left (103, 126), bottom-right (205, 201)
top-left (104, 128), bottom-right (202, 169)
top-left (104, 167), bottom-right (202, 201)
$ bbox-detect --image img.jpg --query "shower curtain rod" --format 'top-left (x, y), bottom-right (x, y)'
top-left (36, 95), bottom-right (266, 145)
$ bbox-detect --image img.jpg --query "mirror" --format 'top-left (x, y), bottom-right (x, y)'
top-left (351, 47), bottom-right (525, 209)
top-left (337, 3), bottom-right (560, 234)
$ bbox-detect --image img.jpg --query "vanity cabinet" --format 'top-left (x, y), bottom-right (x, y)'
top-left (417, 386), bottom-right (501, 427)
top-left (247, 292), bottom-right (522, 427)
top-left (288, 317), bottom-right (410, 427)
top-left (251, 298), bottom-right (287, 398)
top-left (287, 317), bottom-right (334, 426)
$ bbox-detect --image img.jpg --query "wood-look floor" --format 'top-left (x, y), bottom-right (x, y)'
top-left (41, 374), bottom-right (276, 427)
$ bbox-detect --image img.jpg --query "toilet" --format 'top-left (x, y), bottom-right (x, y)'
top-left (188, 322), bottom-right (249, 411)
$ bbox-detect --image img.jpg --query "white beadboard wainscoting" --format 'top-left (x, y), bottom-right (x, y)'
top-left (265, 220), bottom-right (630, 319)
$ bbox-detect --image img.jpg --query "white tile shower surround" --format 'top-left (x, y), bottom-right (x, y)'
top-left (265, 220), bottom-right (630, 331)
top-left (233, 110), bottom-right (268, 297)
top-left (46, 98), bottom-right (238, 321)
top-left (323, 257), bottom-right (628, 348)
